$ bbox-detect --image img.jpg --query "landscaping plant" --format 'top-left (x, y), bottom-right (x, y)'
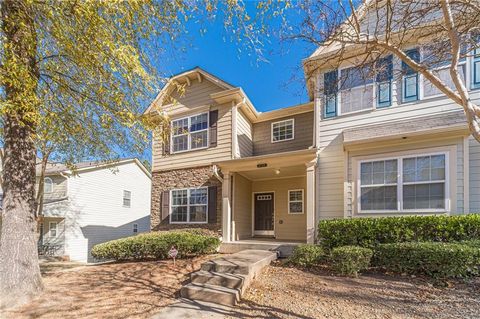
top-left (373, 241), bottom-right (480, 279)
top-left (287, 244), bottom-right (324, 268)
top-left (317, 214), bottom-right (480, 250)
top-left (91, 231), bottom-right (220, 261)
top-left (330, 246), bottom-right (373, 277)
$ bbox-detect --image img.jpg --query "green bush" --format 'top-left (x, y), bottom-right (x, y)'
top-left (287, 244), bottom-right (324, 268)
top-left (91, 231), bottom-right (221, 261)
top-left (373, 242), bottom-right (480, 279)
top-left (317, 214), bottom-right (480, 250)
top-left (331, 246), bottom-right (373, 277)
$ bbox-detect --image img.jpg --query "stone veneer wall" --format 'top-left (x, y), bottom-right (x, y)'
top-left (150, 165), bottom-right (222, 233)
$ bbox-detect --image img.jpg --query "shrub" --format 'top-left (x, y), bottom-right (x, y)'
top-left (373, 242), bottom-right (480, 279)
top-left (166, 228), bottom-right (220, 238)
top-left (91, 231), bottom-right (221, 261)
top-left (287, 244), bottom-right (324, 268)
top-left (330, 246), bottom-right (373, 277)
top-left (317, 214), bottom-right (480, 250)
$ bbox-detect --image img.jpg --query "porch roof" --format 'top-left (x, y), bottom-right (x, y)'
top-left (214, 148), bottom-right (317, 174)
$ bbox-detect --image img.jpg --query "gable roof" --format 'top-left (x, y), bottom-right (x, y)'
top-left (39, 158), bottom-right (151, 179)
top-left (143, 67), bottom-right (236, 114)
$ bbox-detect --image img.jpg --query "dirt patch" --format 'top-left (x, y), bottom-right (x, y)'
top-left (4, 256), bottom-right (212, 319)
top-left (233, 262), bottom-right (480, 319)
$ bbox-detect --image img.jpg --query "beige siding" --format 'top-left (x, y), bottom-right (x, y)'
top-left (152, 78), bottom-right (234, 171)
top-left (315, 75), bottom-right (479, 219)
top-left (253, 111), bottom-right (314, 156)
top-left (252, 177), bottom-right (307, 241)
top-left (236, 109), bottom-right (253, 157)
top-left (39, 175), bottom-right (68, 202)
top-left (470, 137), bottom-right (480, 212)
top-left (233, 173), bottom-right (252, 240)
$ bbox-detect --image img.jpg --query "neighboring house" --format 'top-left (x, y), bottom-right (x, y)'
top-left (0, 158), bottom-right (151, 262)
top-left (145, 12), bottom-right (480, 244)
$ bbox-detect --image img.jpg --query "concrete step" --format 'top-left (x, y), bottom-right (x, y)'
top-left (191, 270), bottom-right (246, 291)
top-left (180, 283), bottom-right (240, 306)
top-left (200, 250), bottom-right (277, 275)
top-left (219, 241), bottom-right (300, 257)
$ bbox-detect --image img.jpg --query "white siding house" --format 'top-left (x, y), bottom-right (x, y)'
top-left (38, 158), bottom-right (151, 262)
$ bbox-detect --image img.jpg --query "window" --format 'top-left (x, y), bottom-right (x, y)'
top-left (44, 177), bottom-right (53, 193)
top-left (171, 113), bottom-right (208, 153)
top-left (0, 193), bottom-right (3, 207)
top-left (358, 153), bottom-right (447, 213)
top-left (49, 222), bottom-right (57, 238)
top-left (402, 48), bottom-right (420, 102)
top-left (133, 223), bottom-right (138, 234)
top-left (271, 119), bottom-right (294, 142)
top-left (473, 35), bottom-right (480, 89)
top-left (376, 56), bottom-right (393, 108)
top-left (123, 190), bottom-right (131, 207)
top-left (170, 188), bottom-right (208, 223)
top-left (288, 190), bottom-right (304, 214)
top-left (340, 64), bottom-right (374, 114)
top-left (324, 70), bottom-right (338, 118)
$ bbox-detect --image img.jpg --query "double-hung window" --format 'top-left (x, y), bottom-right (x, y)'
top-left (359, 153), bottom-right (447, 213)
top-left (473, 35), bottom-right (480, 89)
top-left (49, 222), bottom-right (58, 238)
top-left (376, 56), bottom-right (393, 108)
top-left (123, 190), bottom-right (131, 207)
top-left (402, 48), bottom-right (420, 102)
top-left (340, 65), bottom-right (375, 114)
top-left (171, 113), bottom-right (208, 153)
top-left (271, 119), bottom-right (294, 142)
top-left (324, 70), bottom-right (338, 118)
top-left (288, 190), bottom-right (304, 214)
top-left (170, 187), bottom-right (208, 223)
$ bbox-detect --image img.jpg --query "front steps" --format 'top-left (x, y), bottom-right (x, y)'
top-left (180, 250), bottom-right (277, 306)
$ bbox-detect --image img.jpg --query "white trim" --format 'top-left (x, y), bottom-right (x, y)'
top-left (171, 112), bottom-right (209, 154)
top-left (271, 118), bottom-right (295, 143)
top-left (252, 191), bottom-right (275, 237)
top-left (169, 187), bottom-right (209, 224)
top-left (288, 189), bottom-right (304, 214)
top-left (464, 136), bottom-right (470, 214)
top-left (356, 151), bottom-right (450, 214)
top-left (232, 103), bottom-right (238, 158)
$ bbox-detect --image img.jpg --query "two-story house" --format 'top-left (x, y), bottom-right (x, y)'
top-left (1, 158), bottom-right (152, 262)
top-left (146, 7), bottom-right (480, 244)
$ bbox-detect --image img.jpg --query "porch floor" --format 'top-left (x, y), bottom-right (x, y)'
top-left (219, 238), bottom-right (304, 258)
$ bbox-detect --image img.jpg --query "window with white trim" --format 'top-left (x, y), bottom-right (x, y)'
top-left (171, 113), bottom-right (208, 153)
top-left (340, 65), bottom-right (374, 114)
top-left (44, 177), bottom-right (53, 194)
top-left (171, 188), bottom-right (208, 223)
top-left (271, 119), bottom-right (294, 142)
top-left (123, 190), bottom-right (131, 207)
top-left (359, 153), bottom-right (447, 213)
top-left (288, 190), bottom-right (304, 214)
top-left (49, 222), bottom-right (58, 238)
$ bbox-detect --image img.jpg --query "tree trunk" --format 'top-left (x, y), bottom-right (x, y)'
top-left (0, 0), bottom-right (43, 309)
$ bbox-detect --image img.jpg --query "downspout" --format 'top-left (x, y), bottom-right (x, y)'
top-left (231, 97), bottom-right (246, 159)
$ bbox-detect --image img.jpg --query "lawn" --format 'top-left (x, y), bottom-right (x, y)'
top-left (3, 258), bottom-right (480, 319)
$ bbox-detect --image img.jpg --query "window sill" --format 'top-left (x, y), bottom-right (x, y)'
top-left (170, 222), bottom-right (208, 225)
top-left (357, 210), bottom-right (448, 215)
top-left (271, 137), bottom-right (295, 144)
top-left (170, 146), bottom-right (209, 155)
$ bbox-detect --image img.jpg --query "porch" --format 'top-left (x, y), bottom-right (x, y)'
top-left (215, 148), bottom-right (317, 245)
top-left (219, 238), bottom-right (304, 257)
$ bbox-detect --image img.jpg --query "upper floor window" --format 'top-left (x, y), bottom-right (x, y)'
top-left (271, 119), bottom-right (294, 142)
top-left (324, 71), bottom-right (338, 118)
top-left (44, 177), bottom-right (53, 193)
top-left (402, 48), bottom-right (420, 102)
top-left (171, 113), bottom-right (208, 153)
top-left (123, 190), bottom-right (131, 207)
top-left (473, 35), bottom-right (480, 90)
top-left (170, 187), bottom-right (208, 224)
top-left (359, 153), bottom-right (447, 213)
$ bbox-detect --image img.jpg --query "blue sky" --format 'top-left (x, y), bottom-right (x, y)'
top-left (156, 6), bottom-right (316, 112)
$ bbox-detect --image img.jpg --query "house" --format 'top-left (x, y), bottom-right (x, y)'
top-left (145, 8), bottom-right (480, 244)
top-left (1, 158), bottom-right (152, 262)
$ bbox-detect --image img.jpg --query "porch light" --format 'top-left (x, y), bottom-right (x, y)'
top-left (274, 169), bottom-right (281, 175)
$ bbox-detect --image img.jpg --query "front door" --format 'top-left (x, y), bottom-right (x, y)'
top-left (254, 192), bottom-right (274, 236)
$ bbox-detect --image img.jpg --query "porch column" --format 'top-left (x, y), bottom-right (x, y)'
top-left (306, 161), bottom-right (316, 244)
top-left (222, 171), bottom-right (232, 242)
